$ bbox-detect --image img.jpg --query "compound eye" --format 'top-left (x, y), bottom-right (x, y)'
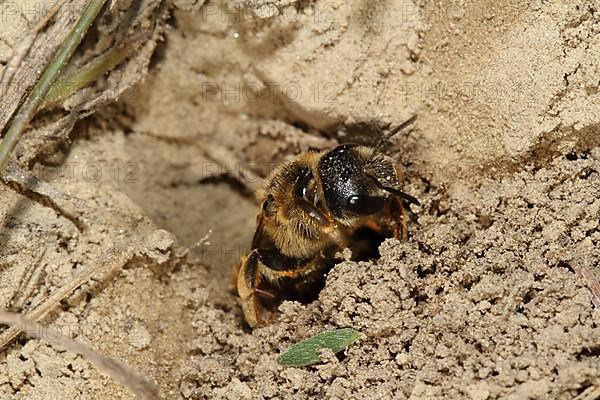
top-left (346, 195), bottom-right (385, 215)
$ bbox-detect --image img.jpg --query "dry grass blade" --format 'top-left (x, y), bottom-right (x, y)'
top-left (0, 0), bottom-right (67, 94)
top-left (0, 241), bottom-right (137, 350)
top-left (2, 164), bottom-right (86, 230)
top-left (573, 385), bottom-right (600, 400)
top-left (575, 264), bottom-right (600, 308)
top-left (0, 311), bottom-right (159, 400)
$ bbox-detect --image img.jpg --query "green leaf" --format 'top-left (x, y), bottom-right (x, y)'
top-left (277, 328), bottom-right (360, 367)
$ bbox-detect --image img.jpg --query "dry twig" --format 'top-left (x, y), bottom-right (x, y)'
top-left (0, 310), bottom-right (159, 400)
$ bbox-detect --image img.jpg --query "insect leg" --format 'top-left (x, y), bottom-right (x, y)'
top-left (389, 196), bottom-right (409, 241)
top-left (231, 260), bottom-right (242, 293)
top-left (237, 249), bottom-right (265, 327)
top-left (237, 248), bottom-right (317, 327)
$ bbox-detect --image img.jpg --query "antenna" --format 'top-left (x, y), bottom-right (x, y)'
top-left (364, 114), bottom-right (420, 207)
top-left (372, 114), bottom-right (417, 155)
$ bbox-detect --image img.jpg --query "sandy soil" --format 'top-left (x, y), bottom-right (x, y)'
top-left (0, 0), bottom-right (599, 399)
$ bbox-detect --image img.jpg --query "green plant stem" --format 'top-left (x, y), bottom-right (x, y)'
top-left (42, 40), bottom-right (135, 107)
top-left (0, 0), bottom-right (107, 174)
